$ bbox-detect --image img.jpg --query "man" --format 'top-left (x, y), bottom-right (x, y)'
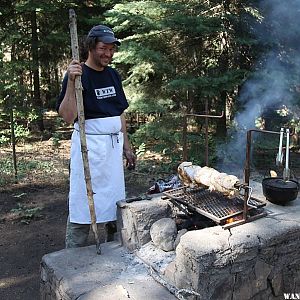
top-left (56, 25), bottom-right (136, 248)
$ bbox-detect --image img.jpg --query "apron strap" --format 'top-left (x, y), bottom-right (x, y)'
top-left (74, 128), bottom-right (119, 148)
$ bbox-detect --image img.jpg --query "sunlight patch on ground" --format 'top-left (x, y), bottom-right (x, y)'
top-left (0, 274), bottom-right (35, 289)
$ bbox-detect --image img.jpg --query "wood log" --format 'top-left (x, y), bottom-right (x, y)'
top-left (69, 9), bottom-right (101, 254)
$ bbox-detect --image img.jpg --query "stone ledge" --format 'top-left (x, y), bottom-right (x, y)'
top-left (40, 242), bottom-right (176, 300)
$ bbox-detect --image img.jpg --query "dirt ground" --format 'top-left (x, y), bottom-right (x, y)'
top-left (0, 132), bottom-right (153, 300)
top-left (0, 175), bottom-right (150, 300)
top-left (0, 183), bottom-right (68, 300)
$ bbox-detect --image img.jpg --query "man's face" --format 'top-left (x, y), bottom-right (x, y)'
top-left (90, 42), bottom-right (117, 69)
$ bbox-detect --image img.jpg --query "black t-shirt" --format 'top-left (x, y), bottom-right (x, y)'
top-left (56, 65), bottom-right (129, 119)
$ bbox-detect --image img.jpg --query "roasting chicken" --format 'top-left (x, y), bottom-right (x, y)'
top-left (177, 162), bottom-right (201, 188)
top-left (177, 162), bottom-right (240, 196)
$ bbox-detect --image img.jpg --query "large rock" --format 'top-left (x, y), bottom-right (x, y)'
top-left (150, 218), bottom-right (177, 251)
top-left (117, 196), bottom-right (172, 251)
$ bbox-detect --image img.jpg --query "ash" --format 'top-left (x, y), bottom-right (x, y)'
top-left (135, 242), bottom-right (176, 273)
top-left (118, 251), bottom-right (149, 281)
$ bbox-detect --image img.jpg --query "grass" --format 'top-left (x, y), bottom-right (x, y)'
top-left (0, 138), bottom-right (70, 189)
top-left (0, 136), bottom-right (173, 193)
top-left (10, 202), bottom-right (42, 224)
top-left (0, 157), bottom-right (65, 186)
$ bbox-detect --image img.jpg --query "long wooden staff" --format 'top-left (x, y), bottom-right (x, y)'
top-left (69, 9), bottom-right (101, 254)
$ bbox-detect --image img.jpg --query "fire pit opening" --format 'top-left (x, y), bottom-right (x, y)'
top-left (175, 212), bottom-right (216, 231)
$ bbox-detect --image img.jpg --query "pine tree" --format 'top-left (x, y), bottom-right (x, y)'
top-left (105, 0), bottom-right (261, 163)
top-left (0, 0), bottom-right (118, 132)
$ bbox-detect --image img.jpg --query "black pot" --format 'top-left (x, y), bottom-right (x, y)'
top-left (262, 177), bottom-right (299, 205)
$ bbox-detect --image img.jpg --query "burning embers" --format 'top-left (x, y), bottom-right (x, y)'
top-left (175, 212), bottom-right (215, 231)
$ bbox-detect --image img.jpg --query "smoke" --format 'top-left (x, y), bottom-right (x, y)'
top-left (235, 53), bottom-right (295, 129)
top-left (217, 0), bottom-right (300, 175)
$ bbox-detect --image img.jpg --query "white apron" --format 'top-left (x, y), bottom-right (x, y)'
top-left (69, 116), bottom-right (125, 224)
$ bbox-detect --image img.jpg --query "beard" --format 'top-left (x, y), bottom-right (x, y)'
top-left (91, 51), bottom-right (112, 69)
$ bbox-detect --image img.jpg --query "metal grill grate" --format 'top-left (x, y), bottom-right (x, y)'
top-left (163, 187), bottom-right (265, 224)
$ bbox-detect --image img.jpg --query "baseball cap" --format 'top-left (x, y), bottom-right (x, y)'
top-left (87, 25), bottom-right (121, 46)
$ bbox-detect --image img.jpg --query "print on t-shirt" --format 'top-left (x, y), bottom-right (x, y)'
top-left (95, 86), bottom-right (116, 100)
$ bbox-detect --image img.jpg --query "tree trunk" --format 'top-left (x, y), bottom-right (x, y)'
top-left (10, 108), bottom-right (18, 183)
top-left (216, 91), bottom-right (227, 137)
top-left (41, 63), bottom-right (52, 108)
top-left (10, 46), bottom-right (18, 182)
top-left (216, 0), bottom-right (231, 138)
top-left (31, 9), bottom-right (44, 131)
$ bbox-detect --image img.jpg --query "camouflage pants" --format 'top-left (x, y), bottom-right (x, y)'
top-left (65, 216), bottom-right (117, 248)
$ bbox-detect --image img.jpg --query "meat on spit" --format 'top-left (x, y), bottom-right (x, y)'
top-left (178, 162), bottom-right (240, 197)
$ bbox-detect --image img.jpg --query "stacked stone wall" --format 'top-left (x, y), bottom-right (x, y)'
top-left (171, 220), bottom-right (300, 300)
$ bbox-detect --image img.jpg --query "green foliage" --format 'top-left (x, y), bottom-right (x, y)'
top-left (0, 0), bottom-right (118, 131)
top-left (130, 114), bottom-right (183, 166)
top-left (0, 156), bottom-right (54, 186)
top-left (0, 135), bottom-right (10, 146)
top-left (51, 132), bottom-right (62, 148)
top-left (10, 203), bottom-right (42, 224)
top-left (0, 123), bottom-right (30, 146)
top-left (14, 124), bottom-right (30, 140)
top-left (168, 69), bottom-right (247, 98)
top-left (0, 0), bottom-right (298, 176)
top-left (0, 158), bottom-right (16, 185)
top-left (136, 158), bottom-right (178, 176)
top-left (136, 142), bottom-right (146, 157)
top-left (105, 1), bottom-right (263, 168)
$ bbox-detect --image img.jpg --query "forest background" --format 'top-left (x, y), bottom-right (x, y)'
top-left (1, 0), bottom-right (300, 186)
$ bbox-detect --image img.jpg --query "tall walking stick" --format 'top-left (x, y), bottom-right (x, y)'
top-left (69, 9), bottom-right (101, 254)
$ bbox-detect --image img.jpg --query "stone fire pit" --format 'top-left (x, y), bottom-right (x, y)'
top-left (41, 181), bottom-right (300, 299)
top-left (117, 181), bottom-right (300, 299)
